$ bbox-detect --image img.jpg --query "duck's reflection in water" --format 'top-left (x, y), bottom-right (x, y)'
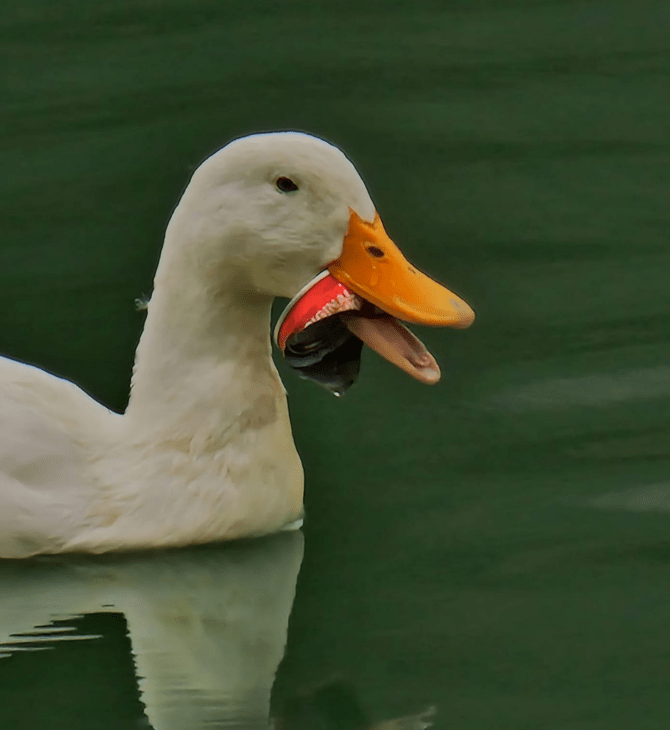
top-left (0, 532), bottom-right (302, 729)
top-left (0, 532), bottom-right (435, 730)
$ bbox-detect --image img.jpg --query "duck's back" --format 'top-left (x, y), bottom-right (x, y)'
top-left (0, 356), bottom-right (118, 557)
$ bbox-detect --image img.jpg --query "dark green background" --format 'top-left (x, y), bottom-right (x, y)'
top-left (2, 0), bottom-right (670, 727)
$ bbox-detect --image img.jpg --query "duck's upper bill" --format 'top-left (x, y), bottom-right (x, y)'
top-left (274, 208), bottom-right (475, 395)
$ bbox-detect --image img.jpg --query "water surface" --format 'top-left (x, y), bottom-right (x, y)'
top-left (2, 0), bottom-right (670, 727)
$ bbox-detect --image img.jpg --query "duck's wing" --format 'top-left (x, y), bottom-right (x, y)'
top-left (0, 356), bottom-right (118, 557)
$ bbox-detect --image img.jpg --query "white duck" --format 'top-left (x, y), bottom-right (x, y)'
top-left (0, 132), bottom-right (474, 558)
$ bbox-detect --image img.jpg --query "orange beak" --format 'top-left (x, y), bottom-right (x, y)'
top-left (328, 209), bottom-right (475, 329)
top-left (274, 208), bottom-right (475, 394)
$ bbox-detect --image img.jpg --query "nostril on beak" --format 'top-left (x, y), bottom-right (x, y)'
top-left (366, 246), bottom-right (385, 258)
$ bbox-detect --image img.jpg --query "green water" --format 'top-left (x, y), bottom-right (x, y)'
top-left (2, 0), bottom-right (670, 727)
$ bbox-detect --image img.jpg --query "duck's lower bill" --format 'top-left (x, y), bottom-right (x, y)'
top-left (341, 306), bottom-right (441, 385)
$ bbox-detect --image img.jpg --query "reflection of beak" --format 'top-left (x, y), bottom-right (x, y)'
top-left (274, 209), bottom-right (475, 393)
top-left (328, 209), bottom-right (475, 328)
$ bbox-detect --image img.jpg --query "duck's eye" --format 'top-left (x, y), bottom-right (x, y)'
top-left (276, 177), bottom-right (299, 193)
top-left (366, 245), bottom-right (385, 258)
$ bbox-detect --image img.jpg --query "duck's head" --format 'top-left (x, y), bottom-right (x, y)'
top-left (169, 132), bottom-right (474, 395)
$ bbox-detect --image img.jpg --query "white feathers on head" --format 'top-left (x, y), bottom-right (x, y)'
top-left (161, 132), bottom-right (377, 300)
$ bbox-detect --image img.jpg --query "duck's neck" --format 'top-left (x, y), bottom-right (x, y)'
top-left (125, 255), bottom-right (284, 439)
top-left (78, 222), bottom-right (304, 551)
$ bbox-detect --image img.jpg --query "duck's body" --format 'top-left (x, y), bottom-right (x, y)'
top-left (0, 132), bottom-right (473, 558)
top-left (0, 309), bottom-right (303, 558)
top-left (0, 355), bottom-right (115, 556)
top-left (0, 253), bottom-right (303, 558)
